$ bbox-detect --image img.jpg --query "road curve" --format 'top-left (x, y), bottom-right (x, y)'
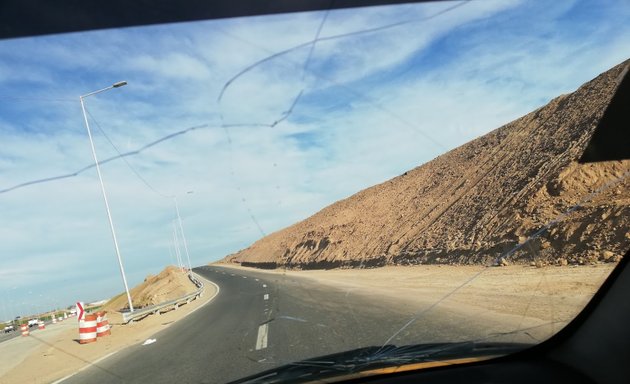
top-left (60, 265), bottom-right (525, 383)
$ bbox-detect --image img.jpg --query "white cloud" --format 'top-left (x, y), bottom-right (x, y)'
top-left (123, 52), bottom-right (213, 80)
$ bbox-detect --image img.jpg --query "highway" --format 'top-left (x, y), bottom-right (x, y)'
top-left (0, 318), bottom-right (61, 344)
top-left (0, 327), bottom-right (22, 343)
top-left (60, 265), bottom-right (530, 384)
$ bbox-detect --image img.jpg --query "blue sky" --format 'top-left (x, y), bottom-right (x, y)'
top-left (0, 0), bottom-right (628, 320)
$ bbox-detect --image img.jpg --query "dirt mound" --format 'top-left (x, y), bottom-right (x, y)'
top-left (223, 59), bottom-right (630, 269)
top-left (103, 266), bottom-right (197, 311)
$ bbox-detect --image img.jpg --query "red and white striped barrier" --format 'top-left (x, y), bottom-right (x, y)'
top-left (20, 324), bottom-right (29, 337)
top-left (78, 313), bottom-right (98, 344)
top-left (38, 321), bottom-right (45, 330)
top-left (96, 311), bottom-right (111, 337)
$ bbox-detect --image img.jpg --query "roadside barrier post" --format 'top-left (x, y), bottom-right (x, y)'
top-left (96, 311), bottom-right (111, 337)
top-left (78, 313), bottom-right (98, 344)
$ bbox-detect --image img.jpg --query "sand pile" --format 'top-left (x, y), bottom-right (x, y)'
top-left (104, 265), bottom-right (197, 311)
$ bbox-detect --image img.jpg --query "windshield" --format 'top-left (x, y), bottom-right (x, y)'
top-left (0, 1), bottom-right (629, 383)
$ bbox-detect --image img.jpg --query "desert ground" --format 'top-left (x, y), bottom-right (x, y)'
top-left (221, 262), bottom-right (616, 328)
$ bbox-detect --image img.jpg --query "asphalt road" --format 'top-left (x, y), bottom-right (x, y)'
top-left (0, 319), bottom-right (59, 344)
top-left (60, 265), bottom-right (530, 384)
top-left (0, 328), bottom-right (22, 343)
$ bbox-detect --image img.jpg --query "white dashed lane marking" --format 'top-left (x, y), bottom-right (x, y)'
top-left (264, 294), bottom-right (269, 300)
top-left (262, 284), bottom-right (267, 288)
top-left (255, 324), bottom-right (268, 350)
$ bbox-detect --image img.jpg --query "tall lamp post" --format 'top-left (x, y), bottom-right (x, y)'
top-left (173, 196), bottom-right (192, 273)
top-left (80, 81), bottom-right (134, 313)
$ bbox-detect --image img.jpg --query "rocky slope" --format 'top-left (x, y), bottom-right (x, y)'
top-left (223, 60), bottom-right (630, 269)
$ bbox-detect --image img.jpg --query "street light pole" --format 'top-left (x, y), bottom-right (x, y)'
top-left (172, 221), bottom-right (184, 271)
top-left (80, 81), bottom-right (134, 313)
top-left (173, 197), bottom-right (193, 272)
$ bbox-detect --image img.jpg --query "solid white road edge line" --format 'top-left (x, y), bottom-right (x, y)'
top-left (185, 279), bottom-right (220, 318)
top-left (50, 351), bottom-right (119, 384)
top-left (255, 324), bottom-right (268, 350)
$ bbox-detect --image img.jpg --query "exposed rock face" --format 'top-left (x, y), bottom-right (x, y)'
top-left (224, 60), bottom-right (630, 269)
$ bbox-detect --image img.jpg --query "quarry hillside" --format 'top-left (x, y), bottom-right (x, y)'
top-left (223, 59), bottom-right (630, 269)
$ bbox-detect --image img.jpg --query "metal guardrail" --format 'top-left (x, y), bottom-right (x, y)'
top-left (122, 272), bottom-right (204, 324)
top-left (189, 272), bottom-right (203, 289)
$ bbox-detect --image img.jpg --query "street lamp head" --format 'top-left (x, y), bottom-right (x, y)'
top-left (81, 82), bottom-right (128, 98)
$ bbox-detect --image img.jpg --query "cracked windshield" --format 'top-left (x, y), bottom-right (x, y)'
top-left (1, 1), bottom-right (629, 383)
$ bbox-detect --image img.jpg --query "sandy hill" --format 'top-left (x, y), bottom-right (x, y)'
top-left (223, 59), bottom-right (630, 269)
top-left (104, 266), bottom-right (197, 311)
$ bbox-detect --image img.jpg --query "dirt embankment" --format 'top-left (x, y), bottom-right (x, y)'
top-left (223, 59), bottom-right (630, 270)
top-left (104, 265), bottom-right (197, 312)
